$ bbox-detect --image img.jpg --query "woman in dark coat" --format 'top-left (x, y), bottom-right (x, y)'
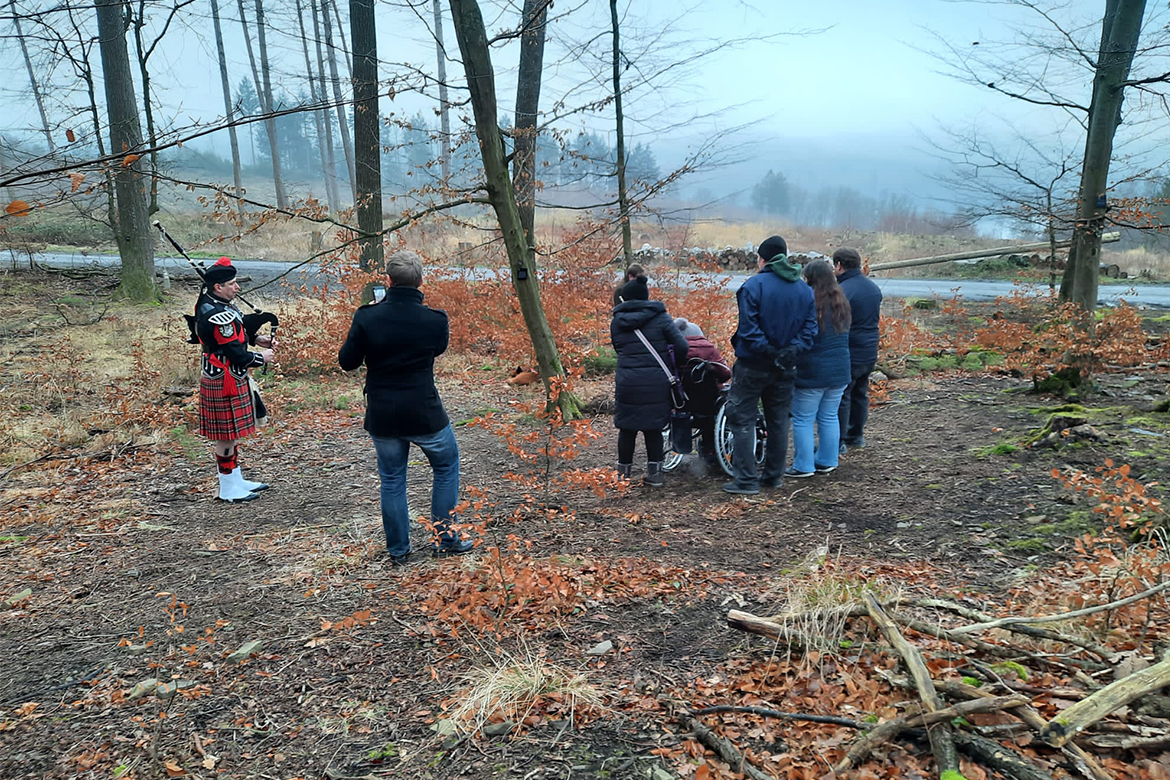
top-left (611, 276), bottom-right (689, 486)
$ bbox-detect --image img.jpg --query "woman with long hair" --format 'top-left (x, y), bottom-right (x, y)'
top-left (787, 259), bottom-right (852, 478)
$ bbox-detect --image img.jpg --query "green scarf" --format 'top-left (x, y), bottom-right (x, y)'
top-left (764, 254), bottom-right (802, 282)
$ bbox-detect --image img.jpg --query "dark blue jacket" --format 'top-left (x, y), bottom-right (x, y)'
top-left (611, 300), bottom-right (689, 430)
top-left (838, 268), bottom-right (882, 367)
top-left (795, 325), bottom-right (851, 389)
top-left (731, 270), bottom-right (818, 369)
top-left (338, 286), bottom-right (450, 437)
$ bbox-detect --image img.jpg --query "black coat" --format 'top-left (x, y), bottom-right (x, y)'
top-left (610, 300), bottom-right (689, 430)
top-left (338, 286), bottom-right (450, 438)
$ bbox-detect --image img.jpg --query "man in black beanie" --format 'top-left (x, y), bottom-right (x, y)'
top-left (722, 235), bottom-right (818, 494)
top-left (195, 258), bottom-right (275, 502)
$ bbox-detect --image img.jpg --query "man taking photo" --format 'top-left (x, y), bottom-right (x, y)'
top-left (339, 250), bottom-right (476, 565)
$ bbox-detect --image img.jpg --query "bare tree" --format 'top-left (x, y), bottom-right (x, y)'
top-left (311, 0), bottom-right (343, 208)
top-left (609, 0), bottom-right (632, 264)
top-left (132, 0), bottom-right (194, 215)
top-left (350, 0), bottom-right (382, 273)
top-left (449, 0), bottom-right (577, 416)
top-left (323, 0), bottom-right (357, 201)
top-left (10, 0), bottom-right (54, 154)
top-left (296, 0), bottom-right (338, 212)
top-left (209, 0), bottom-right (244, 208)
top-left (432, 0), bottom-right (452, 182)
top-left (95, 0), bottom-right (155, 299)
top-left (236, 0), bottom-right (287, 208)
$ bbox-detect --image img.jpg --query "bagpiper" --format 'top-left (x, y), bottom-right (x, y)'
top-left (195, 258), bottom-right (275, 502)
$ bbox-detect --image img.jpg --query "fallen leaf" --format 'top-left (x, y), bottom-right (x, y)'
top-left (163, 761), bottom-right (187, 777)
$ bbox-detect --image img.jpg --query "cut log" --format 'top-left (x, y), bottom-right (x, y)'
top-left (726, 609), bottom-right (817, 647)
top-left (1040, 654), bottom-right (1170, 747)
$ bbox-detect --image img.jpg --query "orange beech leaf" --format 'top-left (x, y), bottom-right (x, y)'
top-left (163, 761), bottom-right (187, 777)
top-left (122, 153), bottom-right (140, 167)
top-left (69, 173), bottom-right (85, 192)
top-left (66, 128), bottom-right (76, 142)
top-left (5, 200), bottom-right (32, 217)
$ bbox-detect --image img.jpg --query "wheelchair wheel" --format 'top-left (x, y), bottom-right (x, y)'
top-left (713, 402), bottom-right (768, 478)
top-left (662, 420), bottom-right (684, 472)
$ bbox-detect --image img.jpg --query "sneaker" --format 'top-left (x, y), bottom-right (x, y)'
top-left (388, 551), bottom-right (412, 566)
top-left (843, 437), bottom-right (866, 449)
top-left (815, 464), bottom-right (837, 475)
top-left (722, 481), bottom-right (759, 495)
top-left (760, 476), bottom-right (783, 488)
top-left (839, 443), bottom-right (848, 456)
top-left (783, 466), bottom-right (815, 479)
top-left (433, 538), bottom-right (476, 558)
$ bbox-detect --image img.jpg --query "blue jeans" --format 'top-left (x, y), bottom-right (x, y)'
top-left (791, 385), bottom-right (847, 473)
top-left (371, 425), bottom-right (460, 557)
top-left (838, 363), bottom-right (874, 445)
top-left (724, 362), bottom-right (794, 487)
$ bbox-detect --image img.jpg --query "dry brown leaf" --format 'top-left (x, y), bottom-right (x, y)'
top-left (5, 200), bottom-right (32, 217)
top-left (122, 154), bottom-right (140, 167)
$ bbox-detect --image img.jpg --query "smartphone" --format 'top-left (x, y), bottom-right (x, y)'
top-left (373, 285), bottom-right (386, 302)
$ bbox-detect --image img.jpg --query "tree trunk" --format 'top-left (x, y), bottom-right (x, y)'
top-left (12, 0), bottom-right (55, 154)
top-left (512, 0), bottom-right (547, 246)
top-left (130, 0), bottom-right (159, 214)
top-left (324, 0), bottom-right (357, 202)
top-left (609, 0), bottom-right (632, 264)
top-left (95, 0), bottom-right (156, 300)
top-left (350, 0), bottom-right (383, 276)
top-left (311, 0), bottom-right (342, 209)
top-left (1061, 0), bottom-right (1146, 314)
top-left (253, 0), bottom-right (288, 209)
top-left (209, 0), bottom-right (244, 214)
top-left (449, 0), bottom-right (578, 417)
top-left (296, 0), bottom-right (337, 213)
top-left (433, 0), bottom-right (451, 183)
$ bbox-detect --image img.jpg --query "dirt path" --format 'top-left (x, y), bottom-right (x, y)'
top-left (2, 370), bottom-right (1169, 779)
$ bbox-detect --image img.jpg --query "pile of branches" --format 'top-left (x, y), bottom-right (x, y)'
top-left (698, 582), bottom-right (1170, 780)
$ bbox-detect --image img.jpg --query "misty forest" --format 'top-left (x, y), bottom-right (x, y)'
top-left (3, 1), bottom-right (1170, 779)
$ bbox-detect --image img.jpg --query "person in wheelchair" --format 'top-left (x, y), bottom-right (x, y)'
top-left (674, 318), bottom-right (731, 467)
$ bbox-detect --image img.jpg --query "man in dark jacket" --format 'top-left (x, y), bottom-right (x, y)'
top-left (833, 247), bottom-right (883, 453)
top-left (338, 250), bottom-right (475, 565)
top-left (723, 235), bottom-right (818, 495)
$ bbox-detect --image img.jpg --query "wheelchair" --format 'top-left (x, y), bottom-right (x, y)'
top-left (661, 360), bottom-right (767, 478)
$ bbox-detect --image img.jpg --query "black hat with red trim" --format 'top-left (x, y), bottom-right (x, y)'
top-left (204, 257), bottom-right (237, 287)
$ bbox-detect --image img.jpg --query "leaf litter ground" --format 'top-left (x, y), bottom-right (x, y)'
top-left (3, 303), bottom-right (1170, 778)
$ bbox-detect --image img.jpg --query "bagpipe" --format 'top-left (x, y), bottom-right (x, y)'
top-left (152, 221), bottom-right (281, 346)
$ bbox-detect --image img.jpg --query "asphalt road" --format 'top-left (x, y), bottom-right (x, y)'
top-left (16, 249), bottom-right (1170, 308)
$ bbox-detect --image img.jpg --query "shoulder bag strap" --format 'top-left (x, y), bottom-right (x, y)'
top-left (634, 328), bottom-right (677, 385)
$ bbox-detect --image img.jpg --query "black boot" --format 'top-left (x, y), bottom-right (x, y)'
top-left (617, 462), bottom-right (633, 481)
top-left (644, 461), bottom-right (664, 487)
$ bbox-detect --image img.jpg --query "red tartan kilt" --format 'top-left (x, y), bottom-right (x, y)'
top-left (199, 372), bottom-right (256, 440)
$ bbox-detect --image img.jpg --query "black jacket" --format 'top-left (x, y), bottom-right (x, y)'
top-left (338, 286), bottom-right (450, 437)
top-left (837, 268), bottom-right (883, 366)
top-left (610, 300), bottom-right (689, 430)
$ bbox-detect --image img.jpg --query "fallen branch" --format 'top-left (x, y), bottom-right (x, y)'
top-left (683, 715), bottom-right (773, 780)
top-left (952, 730), bottom-right (1055, 780)
top-left (950, 581), bottom-right (1170, 635)
top-left (1039, 652), bottom-right (1170, 747)
top-left (911, 597), bottom-right (1115, 659)
top-left (692, 705), bottom-right (863, 729)
top-left (833, 694), bottom-right (1029, 772)
top-left (860, 592), bottom-right (959, 775)
top-left (725, 609), bottom-right (820, 647)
